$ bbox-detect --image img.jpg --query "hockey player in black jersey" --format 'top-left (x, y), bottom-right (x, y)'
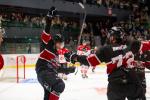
top-left (132, 52), bottom-right (150, 100)
top-left (87, 27), bottom-right (144, 100)
top-left (130, 40), bottom-right (150, 100)
top-left (35, 7), bottom-right (77, 100)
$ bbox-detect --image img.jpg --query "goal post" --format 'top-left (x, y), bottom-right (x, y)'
top-left (0, 55), bottom-right (26, 83)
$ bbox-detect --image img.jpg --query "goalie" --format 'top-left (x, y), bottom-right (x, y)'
top-left (77, 40), bottom-right (91, 78)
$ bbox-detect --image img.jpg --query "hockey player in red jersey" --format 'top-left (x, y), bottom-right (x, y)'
top-left (77, 40), bottom-right (91, 78)
top-left (0, 27), bottom-right (4, 70)
top-left (77, 40), bottom-right (91, 56)
top-left (57, 47), bottom-right (69, 80)
top-left (57, 47), bottom-right (69, 64)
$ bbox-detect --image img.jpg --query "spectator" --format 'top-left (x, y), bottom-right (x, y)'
top-left (28, 44), bottom-right (32, 54)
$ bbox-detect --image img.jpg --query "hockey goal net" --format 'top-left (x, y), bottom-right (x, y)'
top-left (0, 55), bottom-right (26, 83)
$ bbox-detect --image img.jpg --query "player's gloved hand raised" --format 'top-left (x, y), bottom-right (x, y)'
top-left (47, 6), bottom-right (58, 18)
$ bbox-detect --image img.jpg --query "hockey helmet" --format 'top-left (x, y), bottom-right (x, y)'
top-left (53, 34), bottom-right (64, 48)
top-left (108, 26), bottom-right (124, 44)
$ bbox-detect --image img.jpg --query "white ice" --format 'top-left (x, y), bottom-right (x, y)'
top-left (0, 67), bottom-right (150, 100)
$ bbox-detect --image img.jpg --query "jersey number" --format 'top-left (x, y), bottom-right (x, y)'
top-left (112, 55), bottom-right (123, 67)
top-left (111, 52), bottom-right (134, 68)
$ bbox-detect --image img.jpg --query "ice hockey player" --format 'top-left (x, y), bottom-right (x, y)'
top-left (87, 26), bottom-right (144, 100)
top-left (57, 47), bottom-right (70, 80)
top-left (0, 27), bottom-right (4, 70)
top-left (130, 40), bottom-right (150, 100)
top-left (35, 7), bottom-right (88, 100)
top-left (77, 40), bottom-right (91, 78)
top-left (35, 7), bottom-right (77, 100)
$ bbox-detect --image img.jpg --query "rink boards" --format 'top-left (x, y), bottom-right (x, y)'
top-left (1, 54), bottom-right (106, 69)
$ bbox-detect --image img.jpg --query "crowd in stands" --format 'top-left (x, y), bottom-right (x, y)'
top-left (88, 0), bottom-right (132, 9)
top-left (0, 13), bottom-right (46, 28)
top-left (80, 3), bottom-right (150, 48)
top-left (0, 2), bottom-right (150, 51)
top-left (66, 0), bottom-right (146, 10)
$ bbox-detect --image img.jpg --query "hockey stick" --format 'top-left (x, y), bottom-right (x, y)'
top-left (75, 1), bottom-right (87, 75)
top-left (77, 2), bottom-right (86, 46)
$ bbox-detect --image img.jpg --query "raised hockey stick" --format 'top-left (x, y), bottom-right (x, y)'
top-left (77, 2), bottom-right (86, 46)
top-left (75, 1), bottom-right (87, 75)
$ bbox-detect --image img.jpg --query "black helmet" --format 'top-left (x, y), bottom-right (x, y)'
top-left (108, 26), bottom-right (124, 44)
top-left (53, 34), bottom-right (64, 43)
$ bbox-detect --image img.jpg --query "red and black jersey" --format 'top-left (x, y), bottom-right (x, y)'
top-left (57, 48), bottom-right (69, 64)
top-left (93, 40), bottom-right (150, 74)
top-left (93, 45), bottom-right (130, 74)
top-left (134, 49), bottom-right (150, 69)
top-left (77, 44), bottom-right (91, 56)
top-left (39, 31), bottom-right (60, 68)
top-left (57, 48), bottom-right (69, 55)
top-left (89, 45), bottom-right (134, 74)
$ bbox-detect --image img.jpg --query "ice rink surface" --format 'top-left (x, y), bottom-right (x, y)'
top-left (0, 67), bottom-right (150, 100)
